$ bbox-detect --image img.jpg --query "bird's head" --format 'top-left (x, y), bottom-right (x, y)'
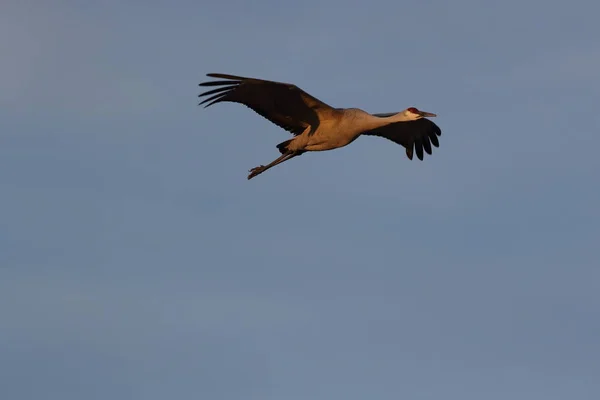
top-left (404, 107), bottom-right (437, 120)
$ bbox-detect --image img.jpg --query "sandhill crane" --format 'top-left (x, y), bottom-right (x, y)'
top-left (198, 73), bottom-right (442, 180)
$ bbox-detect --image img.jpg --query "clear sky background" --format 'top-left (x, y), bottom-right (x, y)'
top-left (1, 0), bottom-right (599, 399)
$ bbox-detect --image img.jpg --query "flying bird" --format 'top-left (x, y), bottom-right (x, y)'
top-left (198, 73), bottom-right (442, 180)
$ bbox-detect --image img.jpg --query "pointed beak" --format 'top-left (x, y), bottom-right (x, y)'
top-left (419, 111), bottom-right (437, 117)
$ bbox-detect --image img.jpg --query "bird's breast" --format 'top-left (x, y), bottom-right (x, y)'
top-left (303, 120), bottom-right (362, 151)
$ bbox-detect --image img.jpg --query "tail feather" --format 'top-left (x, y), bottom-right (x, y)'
top-left (276, 139), bottom-right (293, 154)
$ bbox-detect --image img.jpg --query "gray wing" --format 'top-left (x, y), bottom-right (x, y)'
top-left (363, 115), bottom-right (442, 160)
top-left (199, 73), bottom-right (333, 136)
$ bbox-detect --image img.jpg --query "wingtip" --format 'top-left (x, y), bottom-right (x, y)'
top-left (205, 73), bottom-right (247, 80)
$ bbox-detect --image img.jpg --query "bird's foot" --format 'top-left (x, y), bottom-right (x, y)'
top-left (247, 165), bottom-right (265, 180)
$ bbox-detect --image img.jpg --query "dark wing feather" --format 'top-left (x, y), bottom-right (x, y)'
top-left (363, 117), bottom-right (442, 161)
top-left (199, 73), bottom-right (332, 136)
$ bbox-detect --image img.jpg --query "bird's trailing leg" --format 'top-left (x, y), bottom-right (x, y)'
top-left (248, 151), bottom-right (300, 180)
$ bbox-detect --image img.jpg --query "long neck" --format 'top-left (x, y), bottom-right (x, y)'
top-left (361, 111), bottom-right (413, 131)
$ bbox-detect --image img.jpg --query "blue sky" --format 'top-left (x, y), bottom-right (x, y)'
top-left (1, 0), bottom-right (599, 399)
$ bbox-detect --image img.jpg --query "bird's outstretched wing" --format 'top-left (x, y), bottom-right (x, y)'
top-left (198, 73), bottom-right (333, 136)
top-left (363, 116), bottom-right (442, 160)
